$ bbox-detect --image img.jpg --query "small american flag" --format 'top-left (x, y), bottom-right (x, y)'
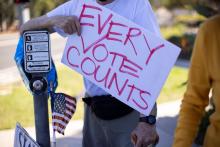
top-left (50, 91), bottom-right (77, 135)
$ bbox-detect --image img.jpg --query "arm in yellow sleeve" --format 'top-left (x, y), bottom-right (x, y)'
top-left (173, 25), bottom-right (211, 147)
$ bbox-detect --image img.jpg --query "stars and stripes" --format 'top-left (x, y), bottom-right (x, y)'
top-left (50, 91), bottom-right (77, 135)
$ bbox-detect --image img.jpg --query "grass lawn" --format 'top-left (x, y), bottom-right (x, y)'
top-left (157, 66), bottom-right (188, 103)
top-left (161, 23), bottom-right (187, 39)
top-left (0, 65), bottom-right (188, 130)
top-left (0, 65), bottom-right (84, 130)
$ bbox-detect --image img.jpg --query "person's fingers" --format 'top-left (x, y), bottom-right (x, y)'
top-left (135, 138), bottom-right (143, 147)
top-left (131, 133), bottom-right (137, 145)
top-left (142, 135), bottom-right (159, 147)
top-left (73, 16), bottom-right (81, 36)
top-left (66, 17), bottom-right (76, 34)
top-left (59, 21), bottom-right (69, 34)
top-left (53, 16), bottom-right (81, 35)
top-left (67, 22), bottom-right (74, 34)
top-left (63, 24), bottom-right (73, 35)
top-left (136, 135), bottom-right (158, 147)
top-left (143, 138), bottom-right (154, 146)
top-left (153, 135), bottom-right (159, 145)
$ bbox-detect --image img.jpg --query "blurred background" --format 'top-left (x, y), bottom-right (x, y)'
top-left (0, 0), bottom-right (218, 146)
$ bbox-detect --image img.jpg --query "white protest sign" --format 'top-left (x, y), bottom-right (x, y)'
top-left (14, 123), bottom-right (40, 147)
top-left (62, 2), bottom-right (180, 115)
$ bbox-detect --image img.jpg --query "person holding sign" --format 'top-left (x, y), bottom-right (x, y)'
top-left (173, 1), bottom-right (220, 147)
top-left (20, 0), bottom-right (161, 147)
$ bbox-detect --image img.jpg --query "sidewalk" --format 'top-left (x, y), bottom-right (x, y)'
top-left (0, 100), bottom-right (182, 147)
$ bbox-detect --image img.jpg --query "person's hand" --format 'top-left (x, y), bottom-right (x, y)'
top-left (50, 15), bottom-right (81, 36)
top-left (131, 122), bottom-right (159, 147)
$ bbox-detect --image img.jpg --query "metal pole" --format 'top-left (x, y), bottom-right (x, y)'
top-left (16, 3), bottom-right (30, 27)
top-left (31, 76), bottom-right (51, 147)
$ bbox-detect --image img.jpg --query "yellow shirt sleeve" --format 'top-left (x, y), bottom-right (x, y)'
top-left (173, 24), bottom-right (211, 147)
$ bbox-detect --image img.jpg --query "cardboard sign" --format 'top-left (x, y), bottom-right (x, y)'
top-left (62, 2), bottom-right (180, 115)
top-left (23, 30), bottom-right (51, 73)
top-left (14, 123), bottom-right (40, 147)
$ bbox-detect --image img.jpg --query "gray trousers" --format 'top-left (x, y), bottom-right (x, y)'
top-left (82, 104), bottom-right (139, 147)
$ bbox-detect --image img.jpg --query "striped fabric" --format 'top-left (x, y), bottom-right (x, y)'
top-left (50, 92), bottom-right (77, 135)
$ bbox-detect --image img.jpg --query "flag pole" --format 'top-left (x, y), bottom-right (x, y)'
top-left (50, 82), bottom-right (56, 147)
top-left (51, 130), bottom-right (56, 147)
